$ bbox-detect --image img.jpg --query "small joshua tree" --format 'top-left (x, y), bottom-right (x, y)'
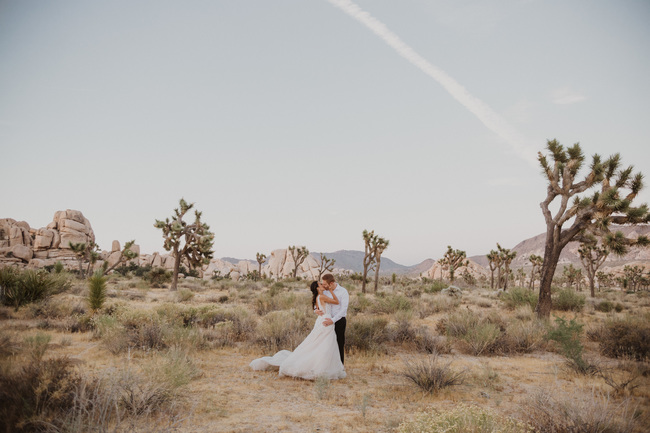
top-left (87, 270), bottom-right (107, 312)
top-left (288, 246), bottom-right (309, 278)
top-left (578, 237), bottom-right (609, 297)
top-left (362, 230), bottom-right (378, 293)
top-left (528, 254), bottom-right (543, 290)
top-left (69, 241), bottom-right (100, 278)
top-left (256, 253), bottom-right (267, 281)
top-left (155, 198), bottom-right (215, 291)
top-left (441, 245), bottom-right (468, 284)
top-left (486, 250), bottom-right (500, 289)
top-left (497, 243), bottom-right (516, 290)
top-left (318, 253), bottom-right (336, 280)
top-left (102, 240), bottom-right (139, 276)
top-left (372, 236), bottom-right (389, 293)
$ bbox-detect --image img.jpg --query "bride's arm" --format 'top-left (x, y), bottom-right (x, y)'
top-left (319, 290), bottom-right (339, 305)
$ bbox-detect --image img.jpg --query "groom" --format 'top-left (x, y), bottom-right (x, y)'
top-left (317, 273), bottom-right (349, 364)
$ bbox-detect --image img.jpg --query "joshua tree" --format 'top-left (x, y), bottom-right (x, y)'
top-left (596, 270), bottom-right (613, 289)
top-left (256, 253), bottom-right (267, 281)
top-left (87, 270), bottom-right (107, 312)
top-left (497, 243), bottom-right (516, 290)
top-left (154, 198), bottom-right (215, 291)
top-left (563, 264), bottom-right (583, 290)
top-left (486, 250), bottom-right (500, 289)
top-left (317, 253), bottom-right (336, 280)
top-left (69, 241), bottom-right (100, 278)
top-left (516, 268), bottom-right (527, 287)
top-left (623, 265), bottom-right (646, 292)
top-left (362, 230), bottom-right (378, 293)
top-left (535, 140), bottom-right (650, 317)
top-left (372, 236), bottom-right (390, 293)
top-left (102, 240), bottom-right (139, 276)
top-left (288, 246), bottom-right (309, 278)
top-left (528, 254), bottom-right (544, 290)
top-left (578, 238), bottom-right (609, 297)
top-left (441, 245), bottom-right (468, 284)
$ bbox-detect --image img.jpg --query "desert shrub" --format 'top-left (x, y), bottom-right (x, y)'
top-left (417, 295), bottom-right (461, 319)
top-left (345, 316), bottom-right (389, 354)
top-left (371, 294), bottom-right (413, 314)
top-left (500, 286), bottom-right (538, 310)
top-left (553, 288), bottom-right (585, 312)
top-left (595, 299), bottom-right (615, 313)
top-left (461, 322), bottom-right (502, 356)
top-left (547, 316), bottom-right (597, 374)
top-left (88, 270), bottom-right (107, 311)
top-left (1, 268), bottom-right (68, 310)
top-left (0, 347), bottom-right (82, 432)
top-left (388, 313), bottom-right (418, 344)
top-left (401, 354), bottom-right (464, 395)
top-left (143, 267), bottom-right (172, 287)
top-left (255, 309), bottom-right (312, 352)
top-left (413, 329), bottom-right (452, 355)
top-left (0, 331), bottom-right (19, 358)
top-left (437, 309), bottom-right (480, 337)
top-left (348, 293), bottom-right (372, 314)
top-left (176, 288), bottom-right (194, 302)
top-left (398, 404), bottom-right (530, 433)
top-left (523, 387), bottom-right (640, 433)
top-left (597, 316), bottom-right (650, 361)
top-left (254, 291), bottom-right (299, 315)
top-left (423, 280), bottom-right (447, 294)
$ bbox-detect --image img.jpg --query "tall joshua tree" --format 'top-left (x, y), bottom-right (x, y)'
top-left (578, 237), bottom-right (609, 297)
top-left (317, 253), bottom-right (336, 280)
top-left (288, 246), bottom-right (309, 278)
top-left (536, 139), bottom-right (650, 317)
top-left (362, 230), bottom-right (378, 293)
top-left (155, 198), bottom-right (215, 291)
top-left (528, 254), bottom-right (544, 290)
top-left (441, 245), bottom-right (468, 284)
top-left (497, 243), bottom-right (516, 290)
top-left (372, 236), bottom-right (390, 293)
top-left (256, 253), bottom-right (267, 281)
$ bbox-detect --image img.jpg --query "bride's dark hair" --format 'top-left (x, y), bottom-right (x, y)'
top-left (310, 281), bottom-right (319, 309)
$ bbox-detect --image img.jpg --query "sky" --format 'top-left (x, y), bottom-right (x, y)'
top-left (1, 0), bottom-right (649, 266)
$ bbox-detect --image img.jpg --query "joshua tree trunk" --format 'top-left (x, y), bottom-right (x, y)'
top-left (172, 246), bottom-right (181, 291)
top-left (373, 257), bottom-right (381, 292)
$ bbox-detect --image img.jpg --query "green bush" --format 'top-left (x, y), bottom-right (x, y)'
top-left (552, 288), bottom-right (585, 312)
top-left (547, 316), bottom-right (596, 374)
top-left (255, 309), bottom-right (312, 352)
top-left (88, 271), bottom-right (107, 311)
top-left (594, 300), bottom-right (614, 312)
top-left (423, 280), bottom-right (447, 294)
top-left (1, 268), bottom-right (68, 310)
top-left (500, 286), bottom-right (538, 310)
top-left (371, 294), bottom-right (412, 314)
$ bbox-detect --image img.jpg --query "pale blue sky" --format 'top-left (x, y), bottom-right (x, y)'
top-left (1, 0), bottom-right (649, 265)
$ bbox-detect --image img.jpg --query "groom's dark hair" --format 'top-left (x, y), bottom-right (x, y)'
top-left (322, 273), bottom-right (335, 283)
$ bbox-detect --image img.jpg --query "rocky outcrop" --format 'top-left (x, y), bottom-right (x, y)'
top-left (420, 258), bottom-right (488, 281)
top-left (0, 210), bottom-right (96, 268)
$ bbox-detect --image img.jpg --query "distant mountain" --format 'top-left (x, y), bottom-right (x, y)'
top-left (470, 224), bottom-right (650, 270)
top-left (316, 250), bottom-right (432, 276)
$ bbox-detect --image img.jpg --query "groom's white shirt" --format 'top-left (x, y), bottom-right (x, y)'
top-left (323, 283), bottom-right (349, 323)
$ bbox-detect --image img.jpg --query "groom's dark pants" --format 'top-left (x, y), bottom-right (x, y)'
top-left (335, 317), bottom-right (346, 365)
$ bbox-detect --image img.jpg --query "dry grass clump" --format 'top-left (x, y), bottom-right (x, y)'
top-left (522, 387), bottom-right (641, 433)
top-left (371, 293), bottom-right (413, 314)
top-left (500, 286), bottom-right (538, 310)
top-left (416, 294), bottom-right (461, 318)
top-left (553, 287), bottom-right (586, 312)
top-left (398, 404), bottom-right (530, 433)
top-left (254, 291), bottom-right (300, 315)
top-left (401, 354), bottom-right (465, 395)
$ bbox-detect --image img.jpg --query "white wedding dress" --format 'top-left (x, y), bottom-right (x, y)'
top-left (249, 297), bottom-right (346, 380)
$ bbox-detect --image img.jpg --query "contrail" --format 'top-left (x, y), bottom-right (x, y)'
top-left (327, 0), bottom-right (538, 167)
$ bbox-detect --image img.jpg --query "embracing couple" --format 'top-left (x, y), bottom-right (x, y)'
top-left (249, 273), bottom-right (349, 380)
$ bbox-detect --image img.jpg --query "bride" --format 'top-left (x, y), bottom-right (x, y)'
top-left (249, 281), bottom-right (346, 380)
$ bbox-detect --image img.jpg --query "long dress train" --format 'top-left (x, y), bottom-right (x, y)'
top-left (249, 297), bottom-right (346, 380)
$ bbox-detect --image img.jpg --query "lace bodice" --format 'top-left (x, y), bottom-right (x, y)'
top-left (317, 296), bottom-right (332, 317)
